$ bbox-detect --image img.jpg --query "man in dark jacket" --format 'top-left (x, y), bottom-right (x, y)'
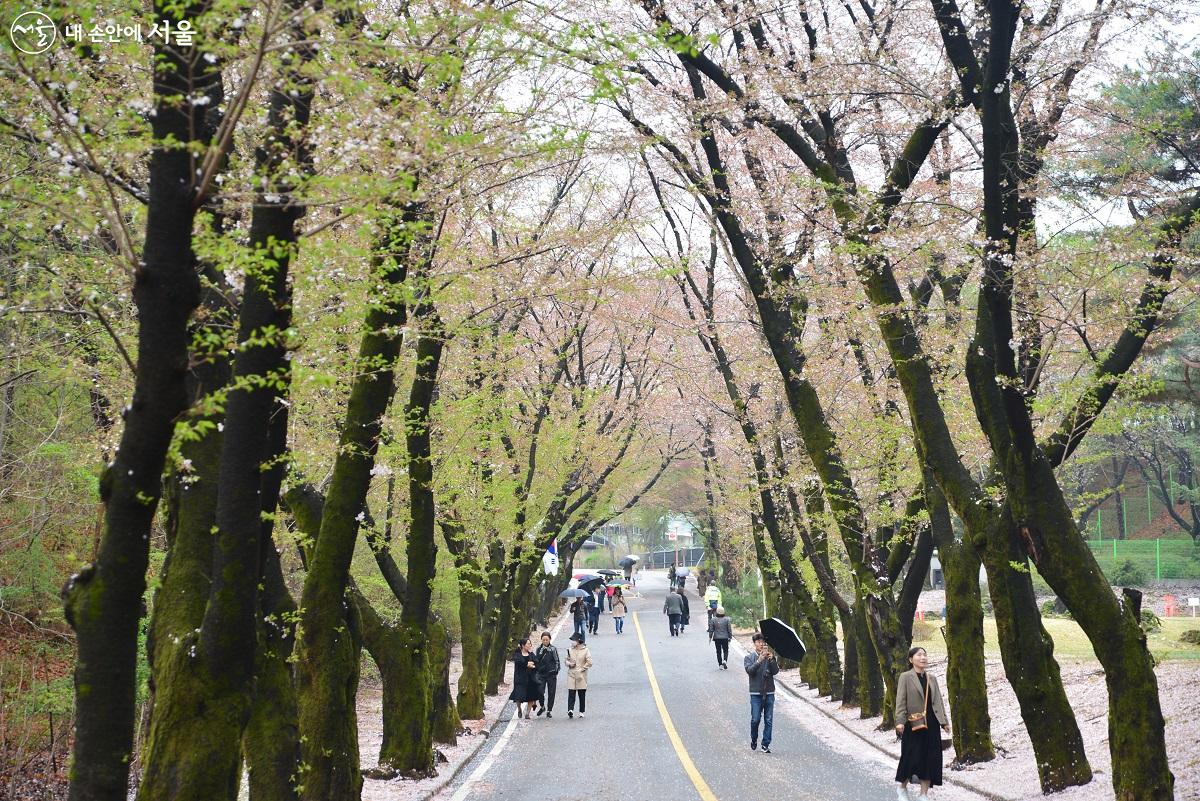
top-left (744, 632), bottom-right (780, 753)
top-left (663, 589), bottom-right (684, 636)
top-left (677, 587), bottom-right (690, 633)
top-left (587, 587), bottom-right (604, 635)
top-left (534, 631), bottom-right (560, 718)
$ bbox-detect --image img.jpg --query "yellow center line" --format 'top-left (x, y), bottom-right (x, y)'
top-left (632, 611), bottom-right (720, 801)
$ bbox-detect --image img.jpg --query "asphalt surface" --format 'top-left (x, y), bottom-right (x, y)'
top-left (433, 571), bottom-right (969, 801)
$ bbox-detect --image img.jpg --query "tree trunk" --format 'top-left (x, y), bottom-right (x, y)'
top-left (387, 278), bottom-right (445, 776)
top-left (353, 585), bottom-right (409, 774)
top-left (853, 601), bottom-right (883, 718)
top-left (62, 3), bottom-right (212, 793)
top-left (1011, 459), bottom-right (1173, 799)
top-left (838, 607), bottom-right (859, 707)
top-left (294, 208), bottom-right (410, 800)
top-left (138, 20), bottom-right (311, 788)
top-left (980, 504), bottom-right (1091, 789)
top-left (243, 548), bottom-right (301, 801)
top-left (428, 617), bottom-right (460, 746)
top-left (925, 473), bottom-right (994, 764)
top-left (444, 523), bottom-right (485, 719)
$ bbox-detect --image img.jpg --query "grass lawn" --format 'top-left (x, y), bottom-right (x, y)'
top-left (906, 616), bottom-right (1200, 662)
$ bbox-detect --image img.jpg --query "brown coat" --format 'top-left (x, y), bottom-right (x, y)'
top-left (895, 669), bottom-right (949, 728)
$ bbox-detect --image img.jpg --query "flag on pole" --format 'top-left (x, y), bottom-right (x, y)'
top-left (542, 537), bottom-right (559, 575)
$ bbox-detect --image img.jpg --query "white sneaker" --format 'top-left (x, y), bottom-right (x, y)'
top-left (579, 712), bottom-right (585, 718)
top-left (896, 787), bottom-right (910, 801)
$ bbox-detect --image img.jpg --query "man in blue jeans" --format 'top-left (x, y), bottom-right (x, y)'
top-left (744, 632), bottom-right (779, 753)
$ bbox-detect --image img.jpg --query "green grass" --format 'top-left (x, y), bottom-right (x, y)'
top-left (905, 616), bottom-right (1200, 662)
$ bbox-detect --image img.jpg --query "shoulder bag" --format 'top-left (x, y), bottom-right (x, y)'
top-left (908, 676), bottom-right (930, 731)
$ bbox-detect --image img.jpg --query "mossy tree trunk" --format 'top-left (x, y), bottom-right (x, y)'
top-left (293, 206), bottom-right (413, 801)
top-left (428, 617), bottom-right (460, 746)
top-left (441, 516), bottom-right (486, 719)
top-left (62, 4), bottom-right (214, 795)
top-left (387, 260), bottom-right (445, 776)
top-left (853, 600), bottom-right (883, 718)
top-left (137, 13), bottom-right (313, 790)
top-left (925, 470), bottom-right (994, 764)
top-left (243, 548), bottom-right (301, 801)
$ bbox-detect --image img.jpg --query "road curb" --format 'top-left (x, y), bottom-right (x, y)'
top-left (413, 708), bottom-right (509, 801)
top-left (416, 607), bottom-right (569, 800)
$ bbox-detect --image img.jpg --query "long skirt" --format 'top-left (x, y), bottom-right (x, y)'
top-left (895, 707), bottom-right (942, 786)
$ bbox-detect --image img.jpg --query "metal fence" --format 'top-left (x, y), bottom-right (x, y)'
top-left (1085, 538), bottom-right (1200, 581)
top-left (639, 547), bottom-right (706, 568)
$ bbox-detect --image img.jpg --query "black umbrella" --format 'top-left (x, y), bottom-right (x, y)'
top-left (618, 557), bottom-right (636, 568)
top-left (578, 577), bottom-right (607, 591)
top-left (560, 588), bottom-right (588, 598)
top-left (597, 568), bottom-right (621, 576)
top-left (758, 617), bottom-right (807, 661)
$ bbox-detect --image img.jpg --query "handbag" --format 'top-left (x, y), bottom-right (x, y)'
top-left (908, 676), bottom-right (930, 731)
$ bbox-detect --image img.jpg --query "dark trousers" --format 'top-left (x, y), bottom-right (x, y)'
top-left (588, 609), bottom-right (600, 634)
top-left (714, 638), bottom-right (729, 665)
top-left (568, 688), bottom-right (587, 713)
top-left (668, 613), bottom-right (681, 635)
top-left (540, 676), bottom-right (557, 711)
top-left (573, 618), bottom-right (586, 639)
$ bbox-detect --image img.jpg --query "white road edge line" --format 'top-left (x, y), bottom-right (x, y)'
top-left (447, 610), bottom-right (569, 801)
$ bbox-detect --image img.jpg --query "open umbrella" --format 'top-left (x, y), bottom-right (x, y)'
top-left (618, 557), bottom-right (636, 569)
top-left (578, 577), bottom-right (607, 592)
top-left (596, 568), bottom-right (621, 576)
top-left (559, 587), bottom-right (588, 599)
top-left (624, 554), bottom-right (641, 562)
top-left (606, 578), bottom-right (630, 587)
top-left (758, 617), bottom-right (807, 662)
top-left (574, 573), bottom-right (603, 584)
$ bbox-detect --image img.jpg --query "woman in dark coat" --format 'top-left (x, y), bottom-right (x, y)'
top-left (894, 646), bottom-right (950, 798)
top-left (510, 637), bottom-right (539, 720)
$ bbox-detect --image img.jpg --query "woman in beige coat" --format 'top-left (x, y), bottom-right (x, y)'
top-left (565, 631), bottom-right (593, 718)
top-left (894, 647), bottom-right (950, 799)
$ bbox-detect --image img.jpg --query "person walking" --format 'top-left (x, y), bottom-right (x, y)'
top-left (707, 606), bottom-right (732, 668)
top-left (611, 588), bottom-right (628, 634)
top-left (894, 646), bottom-right (950, 799)
top-left (744, 632), bottom-right (779, 752)
top-left (509, 637), bottom-right (539, 720)
top-left (663, 588), bottom-right (684, 636)
top-left (534, 631), bottom-right (560, 718)
top-left (565, 632), bottom-right (593, 718)
top-left (570, 598), bottom-right (587, 641)
top-left (667, 563), bottom-right (676, 587)
top-left (704, 583), bottom-right (722, 626)
top-left (677, 587), bottom-right (691, 633)
top-left (587, 586), bottom-right (604, 635)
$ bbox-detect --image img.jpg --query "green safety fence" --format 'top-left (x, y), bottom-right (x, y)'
top-left (1085, 538), bottom-right (1200, 581)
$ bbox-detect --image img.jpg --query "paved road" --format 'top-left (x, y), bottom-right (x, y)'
top-left (435, 571), bottom-right (986, 801)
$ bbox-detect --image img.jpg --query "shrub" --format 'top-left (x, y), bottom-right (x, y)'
top-left (718, 576), bottom-right (765, 629)
top-left (1139, 609), bottom-right (1162, 633)
top-left (1179, 629), bottom-right (1200, 645)
top-left (1110, 558), bottom-right (1147, 587)
top-left (911, 620), bottom-right (937, 641)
